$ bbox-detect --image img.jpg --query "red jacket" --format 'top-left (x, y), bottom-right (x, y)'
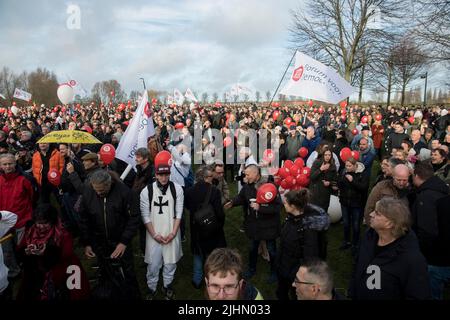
top-left (0, 172), bottom-right (34, 229)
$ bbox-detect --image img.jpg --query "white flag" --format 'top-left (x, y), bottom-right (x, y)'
top-left (116, 90), bottom-right (155, 166)
top-left (184, 88), bottom-right (198, 102)
top-left (167, 95), bottom-right (175, 105)
top-left (13, 88), bottom-right (32, 101)
top-left (174, 88), bottom-right (185, 106)
top-left (68, 79), bottom-right (88, 99)
top-left (0, 94), bottom-right (5, 100)
top-left (280, 51), bottom-right (355, 104)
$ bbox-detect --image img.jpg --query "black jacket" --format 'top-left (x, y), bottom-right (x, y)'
top-left (276, 205), bottom-right (329, 279)
top-left (185, 181), bottom-right (226, 256)
top-left (385, 132), bottom-right (409, 153)
top-left (60, 157), bottom-right (85, 194)
top-left (333, 137), bottom-right (348, 170)
top-left (351, 229), bottom-right (431, 300)
top-left (338, 167), bottom-right (369, 207)
top-left (132, 164), bottom-right (154, 193)
top-left (78, 179), bottom-right (140, 254)
top-left (411, 176), bottom-right (449, 264)
top-left (232, 178), bottom-right (281, 240)
top-left (309, 160), bottom-right (338, 210)
top-left (431, 195), bottom-right (450, 266)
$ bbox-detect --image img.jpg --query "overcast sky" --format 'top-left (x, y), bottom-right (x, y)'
top-left (0, 0), bottom-right (446, 100)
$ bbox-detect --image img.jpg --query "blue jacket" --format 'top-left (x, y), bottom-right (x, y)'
top-left (301, 135), bottom-right (321, 161)
top-left (358, 148), bottom-right (376, 177)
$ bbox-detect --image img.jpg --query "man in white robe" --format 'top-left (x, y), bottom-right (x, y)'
top-left (140, 162), bottom-right (183, 300)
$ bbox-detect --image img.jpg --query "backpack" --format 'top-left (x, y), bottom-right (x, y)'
top-left (174, 164), bottom-right (194, 188)
top-left (193, 186), bottom-right (219, 239)
top-left (147, 181), bottom-right (177, 218)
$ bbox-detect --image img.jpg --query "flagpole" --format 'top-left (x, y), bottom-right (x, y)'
top-left (268, 50), bottom-right (297, 108)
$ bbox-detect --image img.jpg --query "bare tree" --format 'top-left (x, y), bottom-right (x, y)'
top-left (255, 91), bottom-right (261, 102)
top-left (0, 67), bottom-right (28, 105)
top-left (27, 68), bottom-right (59, 107)
top-left (391, 37), bottom-right (427, 105)
top-left (91, 80), bottom-right (126, 104)
top-left (411, 0), bottom-right (450, 62)
top-left (265, 90), bottom-right (271, 101)
top-left (289, 0), bottom-right (406, 85)
top-left (212, 92), bottom-right (219, 102)
top-left (201, 92), bottom-right (209, 103)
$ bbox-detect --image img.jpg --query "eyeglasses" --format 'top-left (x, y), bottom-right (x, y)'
top-left (206, 281), bottom-right (239, 295)
top-left (294, 277), bottom-right (315, 285)
top-left (205, 175), bottom-right (213, 178)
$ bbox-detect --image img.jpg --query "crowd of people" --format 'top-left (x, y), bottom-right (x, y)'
top-left (0, 99), bottom-right (449, 300)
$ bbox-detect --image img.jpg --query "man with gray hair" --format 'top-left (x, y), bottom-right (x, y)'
top-left (364, 164), bottom-right (411, 223)
top-left (293, 259), bottom-right (339, 300)
top-left (78, 170), bottom-right (141, 299)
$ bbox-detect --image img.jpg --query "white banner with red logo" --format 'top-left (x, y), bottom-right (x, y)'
top-left (174, 88), bottom-right (185, 106)
top-left (184, 88), bottom-right (198, 102)
top-left (116, 90), bottom-right (155, 166)
top-left (280, 51), bottom-right (354, 104)
top-left (13, 88), bottom-right (32, 101)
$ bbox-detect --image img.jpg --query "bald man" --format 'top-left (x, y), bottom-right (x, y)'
top-left (364, 164), bottom-right (411, 223)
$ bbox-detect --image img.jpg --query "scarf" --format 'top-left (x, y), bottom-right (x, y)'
top-left (24, 221), bottom-right (63, 256)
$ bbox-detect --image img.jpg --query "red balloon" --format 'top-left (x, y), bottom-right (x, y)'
top-left (341, 115), bottom-right (347, 122)
top-left (361, 116), bottom-right (368, 124)
top-left (110, 90), bottom-right (115, 96)
top-left (318, 107), bottom-right (324, 114)
top-left (308, 100), bottom-right (313, 107)
top-left (340, 101), bottom-right (347, 108)
top-left (223, 136), bottom-right (232, 147)
top-left (127, 100), bottom-right (132, 106)
top-left (375, 114), bottom-right (382, 121)
top-left (280, 179), bottom-right (289, 190)
top-left (273, 102), bottom-right (280, 107)
top-left (313, 108), bottom-right (318, 113)
top-left (296, 174), bottom-right (310, 187)
top-left (154, 150), bottom-right (172, 168)
top-left (301, 167), bottom-right (311, 176)
top-left (99, 144), bottom-right (116, 165)
top-left (274, 177), bottom-right (282, 186)
top-left (341, 109), bottom-right (347, 115)
top-left (289, 164), bottom-right (300, 176)
top-left (256, 183), bottom-right (278, 204)
top-left (272, 110), bottom-right (280, 121)
top-left (408, 116), bottom-right (415, 124)
top-left (352, 129), bottom-right (358, 135)
top-left (298, 147), bottom-right (308, 158)
top-left (278, 167), bottom-right (290, 179)
top-left (351, 150), bottom-right (360, 160)
top-left (284, 175), bottom-right (295, 189)
top-left (47, 169), bottom-right (61, 187)
top-left (263, 149), bottom-right (275, 163)
top-left (340, 147), bottom-right (352, 162)
top-left (284, 160), bottom-right (294, 169)
top-left (284, 117), bottom-right (293, 126)
top-left (294, 158), bottom-right (305, 169)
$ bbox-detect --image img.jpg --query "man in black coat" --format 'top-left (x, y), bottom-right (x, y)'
top-left (411, 162), bottom-right (450, 299)
top-left (185, 166), bottom-right (226, 289)
top-left (225, 164), bottom-right (281, 283)
top-left (79, 170), bottom-right (141, 299)
top-left (411, 161), bottom-right (449, 262)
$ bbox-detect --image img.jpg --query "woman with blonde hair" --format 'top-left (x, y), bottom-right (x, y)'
top-left (350, 197), bottom-right (431, 300)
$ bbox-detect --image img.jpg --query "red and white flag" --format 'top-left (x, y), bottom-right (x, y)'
top-left (13, 88), bottom-right (32, 101)
top-left (116, 90), bottom-right (155, 166)
top-left (184, 88), bottom-right (198, 102)
top-left (280, 51), bottom-right (355, 104)
top-left (174, 88), bottom-right (185, 106)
